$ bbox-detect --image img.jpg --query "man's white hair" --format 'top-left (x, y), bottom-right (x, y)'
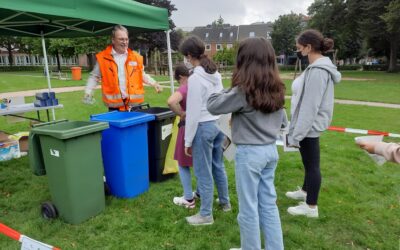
top-left (112, 25), bottom-right (129, 38)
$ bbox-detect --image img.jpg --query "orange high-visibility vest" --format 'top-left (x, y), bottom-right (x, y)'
top-left (96, 45), bottom-right (144, 111)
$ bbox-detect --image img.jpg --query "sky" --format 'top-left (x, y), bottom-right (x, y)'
top-left (170, 0), bottom-right (314, 30)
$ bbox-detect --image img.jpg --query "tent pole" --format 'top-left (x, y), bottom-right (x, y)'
top-left (41, 32), bottom-right (55, 120)
top-left (166, 30), bottom-right (174, 94)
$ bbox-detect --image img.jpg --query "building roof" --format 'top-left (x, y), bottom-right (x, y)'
top-left (237, 22), bottom-right (273, 41)
top-left (191, 24), bottom-right (238, 43)
top-left (191, 22), bottom-right (273, 43)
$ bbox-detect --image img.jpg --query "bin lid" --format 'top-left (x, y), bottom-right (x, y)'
top-left (90, 111), bottom-right (155, 128)
top-left (135, 107), bottom-right (176, 121)
top-left (31, 121), bottom-right (109, 139)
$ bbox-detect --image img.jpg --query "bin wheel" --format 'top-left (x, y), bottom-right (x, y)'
top-left (104, 182), bottom-right (111, 196)
top-left (41, 201), bottom-right (58, 219)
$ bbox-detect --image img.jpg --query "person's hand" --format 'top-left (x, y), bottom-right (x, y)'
top-left (357, 141), bottom-right (377, 154)
top-left (185, 147), bottom-right (192, 157)
top-left (180, 111), bottom-right (186, 121)
top-left (154, 83), bottom-right (163, 93)
top-left (82, 93), bottom-right (95, 104)
top-left (95, 75), bottom-right (102, 83)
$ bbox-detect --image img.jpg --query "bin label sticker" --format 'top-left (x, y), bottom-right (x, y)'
top-left (161, 123), bottom-right (173, 140)
top-left (50, 149), bottom-right (59, 157)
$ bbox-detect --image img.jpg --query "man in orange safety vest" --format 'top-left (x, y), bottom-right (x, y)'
top-left (84, 25), bottom-right (162, 111)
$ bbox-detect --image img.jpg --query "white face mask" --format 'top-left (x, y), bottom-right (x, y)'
top-left (183, 57), bottom-right (194, 69)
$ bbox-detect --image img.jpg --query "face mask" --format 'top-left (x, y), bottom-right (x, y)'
top-left (183, 57), bottom-right (194, 69)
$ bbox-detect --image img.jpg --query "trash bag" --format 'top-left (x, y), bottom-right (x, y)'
top-left (163, 116), bottom-right (179, 174)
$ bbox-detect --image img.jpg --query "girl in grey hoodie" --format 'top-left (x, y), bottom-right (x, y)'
top-left (286, 29), bottom-right (341, 218)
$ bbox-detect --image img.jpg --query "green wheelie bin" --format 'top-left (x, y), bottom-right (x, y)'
top-left (30, 120), bottom-right (108, 224)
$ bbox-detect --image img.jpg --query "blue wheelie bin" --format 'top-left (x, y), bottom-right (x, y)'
top-left (90, 111), bottom-right (155, 198)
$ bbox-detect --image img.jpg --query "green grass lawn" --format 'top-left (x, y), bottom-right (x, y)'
top-left (0, 88), bottom-right (399, 249)
top-left (0, 71), bottom-right (172, 93)
top-left (282, 71), bottom-right (400, 104)
top-left (2, 70), bottom-right (399, 104)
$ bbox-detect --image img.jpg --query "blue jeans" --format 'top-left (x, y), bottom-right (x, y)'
top-left (178, 165), bottom-right (194, 200)
top-left (235, 144), bottom-right (283, 250)
top-left (192, 120), bottom-right (230, 217)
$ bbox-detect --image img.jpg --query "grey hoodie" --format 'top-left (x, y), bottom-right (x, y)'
top-left (184, 66), bottom-right (223, 147)
top-left (207, 87), bottom-right (288, 145)
top-left (288, 57), bottom-right (341, 147)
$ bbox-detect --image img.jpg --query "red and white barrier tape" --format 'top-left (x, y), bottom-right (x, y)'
top-left (328, 126), bottom-right (400, 138)
top-left (0, 223), bottom-right (60, 250)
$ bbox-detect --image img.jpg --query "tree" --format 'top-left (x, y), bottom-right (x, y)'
top-left (271, 13), bottom-right (302, 64)
top-left (307, 0), bottom-right (362, 61)
top-left (0, 36), bottom-right (25, 66)
top-left (381, 0), bottom-right (400, 72)
top-left (74, 36), bottom-right (109, 70)
top-left (131, 0), bottom-right (178, 57)
top-left (213, 45), bottom-right (236, 66)
top-left (339, 0), bottom-right (363, 61)
top-left (21, 38), bottom-right (77, 72)
top-left (47, 39), bottom-right (75, 72)
top-left (358, 0), bottom-right (396, 71)
top-left (212, 15), bottom-right (225, 27)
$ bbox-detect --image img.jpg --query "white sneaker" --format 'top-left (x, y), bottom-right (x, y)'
top-left (287, 202), bottom-right (318, 218)
top-left (285, 187), bottom-right (307, 201)
top-left (186, 213), bottom-right (214, 225)
top-left (173, 196), bottom-right (195, 209)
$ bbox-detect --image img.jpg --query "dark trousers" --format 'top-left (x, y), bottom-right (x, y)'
top-left (300, 137), bottom-right (321, 205)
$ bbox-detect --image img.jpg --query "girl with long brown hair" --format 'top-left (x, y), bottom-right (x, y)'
top-left (208, 37), bottom-right (286, 250)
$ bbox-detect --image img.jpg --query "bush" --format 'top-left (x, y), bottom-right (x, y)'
top-left (278, 65), bottom-right (296, 71)
top-left (337, 65), bottom-right (362, 71)
top-left (0, 65), bottom-right (88, 72)
top-left (0, 66), bottom-right (41, 72)
top-left (362, 64), bottom-right (388, 71)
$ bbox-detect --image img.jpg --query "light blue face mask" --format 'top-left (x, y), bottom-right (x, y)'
top-left (183, 57), bottom-right (194, 69)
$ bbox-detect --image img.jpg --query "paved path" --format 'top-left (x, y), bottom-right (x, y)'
top-left (1, 83), bottom-right (399, 109)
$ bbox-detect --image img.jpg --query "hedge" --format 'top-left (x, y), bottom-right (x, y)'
top-left (362, 64), bottom-right (389, 71)
top-left (337, 65), bottom-right (362, 71)
top-left (0, 65), bottom-right (89, 72)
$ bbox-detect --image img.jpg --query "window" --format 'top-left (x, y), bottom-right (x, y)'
top-left (219, 32), bottom-right (223, 38)
top-left (216, 44), bottom-right (222, 51)
top-left (205, 32), bottom-right (209, 38)
top-left (230, 32), bottom-right (233, 37)
top-left (226, 44), bottom-right (233, 49)
top-left (15, 56), bottom-right (22, 65)
top-left (267, 32), bottom-right (271, 39)
top-left (205, 44), bottom-right (211, 51)
top-left (249, 32), bottom-right (255, 37)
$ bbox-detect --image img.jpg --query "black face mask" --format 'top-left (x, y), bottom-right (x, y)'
top-left (296, 51), bottom-right (303, 60)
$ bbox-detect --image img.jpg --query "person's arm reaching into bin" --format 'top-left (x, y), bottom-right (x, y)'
top-left (167, 91), bottom-right (185, 119)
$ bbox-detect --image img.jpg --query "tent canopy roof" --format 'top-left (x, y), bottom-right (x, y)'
top-left (0, 0), bottom-right (169, 37)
